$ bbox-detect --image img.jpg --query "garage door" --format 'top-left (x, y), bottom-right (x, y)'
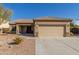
top-left (38, 25), bottom-right (64, 37)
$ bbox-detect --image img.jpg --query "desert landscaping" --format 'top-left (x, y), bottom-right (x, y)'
top-left (0, 34), bottom-right (79, 55)
top-left (0, 34), bottom-right (35, 55)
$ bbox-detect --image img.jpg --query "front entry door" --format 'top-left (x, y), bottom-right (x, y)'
top-left (27, 26), bottom-right (33, 34)
top-left (20, 26), bottom-right (33, 34)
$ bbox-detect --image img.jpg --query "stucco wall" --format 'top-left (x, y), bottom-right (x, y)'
top-left (65, 22), bottom-right (71, 36)
top-left (0, 21), bottom-right (10, 28)
top-left (34, 21), bottom-right (71, 37)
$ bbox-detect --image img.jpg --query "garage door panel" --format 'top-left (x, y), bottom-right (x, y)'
top-left (38, 25), bottom-right (64, 37)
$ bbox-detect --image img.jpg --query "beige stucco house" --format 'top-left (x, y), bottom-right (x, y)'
top-left (0, 20), bottom-right (10, 34)
top-left (9, 17), bottom-right (72, 37)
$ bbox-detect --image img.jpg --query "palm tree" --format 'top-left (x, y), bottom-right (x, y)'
top-left (0, 4), bottom-right (12, 34)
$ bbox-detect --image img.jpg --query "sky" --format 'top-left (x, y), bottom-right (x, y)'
top-left (3, 3), bottom-right (79, 24)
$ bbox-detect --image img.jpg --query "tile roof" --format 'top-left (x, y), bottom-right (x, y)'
top-left (34, 16), bottom-right (72, 20)
top-left (10, 17), bottom-right (72, 24)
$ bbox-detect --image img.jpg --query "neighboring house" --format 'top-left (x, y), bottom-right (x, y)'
top-left (9, 17), bottom-right (72, 37)
top-left (0, 20), bottom-right (10, 34)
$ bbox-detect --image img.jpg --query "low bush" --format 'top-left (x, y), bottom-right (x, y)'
top-left (9, 37), bottom-right (23, 45)
top-left (13, 37), bottom-right (22, 44)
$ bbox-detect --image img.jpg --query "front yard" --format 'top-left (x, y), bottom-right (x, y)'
top-left (0, 34), bottom-right (35, 55)
top-left (0, 34), bottom-right (79, 55)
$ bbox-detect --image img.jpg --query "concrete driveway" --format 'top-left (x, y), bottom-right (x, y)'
top-left (36, 37), bottom-right (79, 55)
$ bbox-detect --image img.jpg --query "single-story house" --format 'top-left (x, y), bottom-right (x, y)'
top-left (9, 17), bottom-right (72, 37)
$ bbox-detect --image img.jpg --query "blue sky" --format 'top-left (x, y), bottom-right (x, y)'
top-left (3, 3), bottom-right (79, 24)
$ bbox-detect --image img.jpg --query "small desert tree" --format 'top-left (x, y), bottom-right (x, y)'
top-left (70, 22), bottom-right (79, 28)
top-left (70, 23), bottom-right (75, 28)
top-left (0, 4), bottom-right (12, 34)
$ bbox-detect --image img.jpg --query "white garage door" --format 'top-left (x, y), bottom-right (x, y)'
top-left (38, 25), bottom-right (64, 37)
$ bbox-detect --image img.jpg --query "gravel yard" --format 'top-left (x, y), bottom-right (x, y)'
top-left (0, 34), bottom-right (35, 55)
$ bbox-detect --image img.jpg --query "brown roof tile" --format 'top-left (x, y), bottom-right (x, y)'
top-left (34, 16), bottom-right (72, 22)
top-left (10, 17), bottom-right (72, 24)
